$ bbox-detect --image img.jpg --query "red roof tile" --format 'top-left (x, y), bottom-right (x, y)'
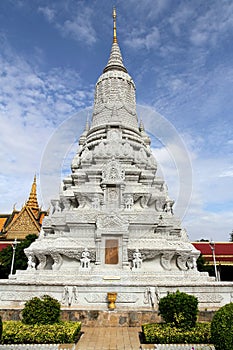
top-left (192, 242), bottom-right (233, 265)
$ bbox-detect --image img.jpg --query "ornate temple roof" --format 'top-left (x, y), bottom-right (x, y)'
top-left (0, 176), bottom-right (47, 242)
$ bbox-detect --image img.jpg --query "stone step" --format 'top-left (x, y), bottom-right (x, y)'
top-left (0, 345), bottom-right (75, 350)
top-left (140, 345), bottom-right (215, 350)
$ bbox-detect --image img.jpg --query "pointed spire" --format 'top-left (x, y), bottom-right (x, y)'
top-left (113, 7), bottom-right (117, 44)
top-left (103, 7), bottom-right (127, 73)
top-left (26, 175), bottom-right (39, 210)
top-left (139, 118), bottom-right (145, 132)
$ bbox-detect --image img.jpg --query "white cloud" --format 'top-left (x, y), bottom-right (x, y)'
top-left (190, 2), bottom-right (233, 47)
top-left (124, 27), bottom-right (160, 50)
top-left (184, 210), bottom-right (233, 242)
top-left (37, 4), bottom-right (96, 45)
top-left (0, 42), bottom-right (93, 212)
top-left (168, 4), bottom-right (194, 36)
top-left (38, 6), bottom-right (56, 23)
top-left (62, 14), bottom-right (96, 45)
top-left (121, 0), bottom-right (170, 20)
top-left (181, 152), bottom-right (233, 241)
top-left (146, 125), bottom-right (233, 242)
top-left (219, 167), bottom-right (233, 178)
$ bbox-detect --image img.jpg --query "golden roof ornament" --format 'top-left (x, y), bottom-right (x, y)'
top-left (113, 7), bottom-right (117, 43)
top-left (103, 7), bottom-right (127, 74)
top-left (26, 175), bottom-right (39, 210)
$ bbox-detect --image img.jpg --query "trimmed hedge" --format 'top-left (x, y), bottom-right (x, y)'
top-left (211, 302), bottom-right (233, 350)
top-left (1, 321), bottom-right (81, 344)
top-left (159, 290), bottom-right (198, 329)
top-left (22, 295), bottom-right (61, 325)
top-left (142, 322), bottom-right (211, 344)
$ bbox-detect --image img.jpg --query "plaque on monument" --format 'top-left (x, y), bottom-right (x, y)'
top-left (105, 239), bottom-right (118, 264)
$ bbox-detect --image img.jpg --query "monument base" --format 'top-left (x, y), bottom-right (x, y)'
top-left (0, 270), bottom-right (232, 313)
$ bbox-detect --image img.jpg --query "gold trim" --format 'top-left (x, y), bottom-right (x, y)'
top-left (113, 7), bottom-right (117, 43)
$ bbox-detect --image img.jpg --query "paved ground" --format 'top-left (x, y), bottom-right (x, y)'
top-left (75, 326), bottom-right (141, 350)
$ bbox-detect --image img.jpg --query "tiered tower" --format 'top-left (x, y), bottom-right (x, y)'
top-left (8, 10), bottom-right (231, 313)
top-left (25, 9), bottom-right (201, 277)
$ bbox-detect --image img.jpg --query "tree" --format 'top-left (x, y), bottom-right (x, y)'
top-left (229, 230), bottom-right (233, 242)
top-left (0, 234), bottom-right (37, 278)
top-left (196, 254), bottom-right (214, 275)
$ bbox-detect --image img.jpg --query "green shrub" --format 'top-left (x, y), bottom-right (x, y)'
top-left (142, 322), bottom-right (211, 344)
top-left (211, 302), bottom-right (233, 350)
top-left (2, 321), bottom-right (81, 344)
top-left (159, 290), bottom-right (198, 329)
top-left (22, 295), bottom-right (61, 325)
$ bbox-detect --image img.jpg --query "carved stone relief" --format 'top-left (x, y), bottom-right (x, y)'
top-left (102, 158), bottom-right (125, 183)
top-left (160, 252), bottom-right (174, 270)
top-left (61, 286), bottom-right (78, 306)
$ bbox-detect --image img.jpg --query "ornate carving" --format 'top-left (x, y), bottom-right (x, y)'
top-left (0, 292), bottom-right (42, 301)
top-left (84, 294), bottom-right (105, 303)
top-left (80, 248), bottom-right (91, 269)
top-left (196, 293), bottom-right (223, 303)
top-left (141, 250), bottom-right (160, 260)
top-left (102, 158), bottom-right (125, 183)
top-left (140, 195), bottom-right (151, 208)
top-left (122, 139), bottom-right (133, 157)
top-left (92, 195), bottom-right (101, 210)
top-left (51, 252), bottom-right (63, 270)
top-left (161, 252), bottom-right (174, 270)
top-left (97, 213), bottom-right (129, 231)
top-left (27, 255), bottom-right (36, 270)
top-left (176, 254), bottom-right (189, 271)
top-left (84, 293), bottom-right (138, 304)
top-left (135, 147), bottom-right (148, 165)
top-left (107, 129), bottom-right (122, 142)
top-left (61, 286), bottom-right (78, 306)
top-left (51, 199), bottom-right (62, 214)
top-left (71, 153), bottom-right (80, 172)
top-left (59, 249), bottom-right (96, 262)
top-left (187, 256), bottom-right (197, 270)
top-left (128, 248), bottom-right (160, 261)
top-left (144, 287), bottom-right (160, 307)
top-left (132, 249), bottom-right (142, 269)
top-left (163, 199), bottom-right (174, 215)
top-left (81, 147), bottom-right (92, 163)
top-left (35, 253), bottom-right (47, 270)
top-left (60, 198), bottom-right (72, 211)
top-left (6, 207), bottom-right (41, 237)
top-left (123, 195), bottom-right (134, 210)
top-left (117, 294), bottom-right (138, 303)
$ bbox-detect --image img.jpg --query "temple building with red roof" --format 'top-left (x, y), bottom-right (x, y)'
top-left (192, 241), bottom-right (233, 281)
top-left (0, 176), bottom-right (47, 248)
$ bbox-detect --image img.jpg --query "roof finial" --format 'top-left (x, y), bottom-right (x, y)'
top-left (113, 7), bottom-right (117, 43)
top-left (26, 174), bottom-right (39, 210)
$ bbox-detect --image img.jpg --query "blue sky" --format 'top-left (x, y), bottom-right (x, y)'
top-left (0, 0), bottom-right (233, 242)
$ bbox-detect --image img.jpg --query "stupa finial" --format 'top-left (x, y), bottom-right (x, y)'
top-left (103, 7), bottom-right (127, 74)
top-left (113, 7), bottom-right (117, 43)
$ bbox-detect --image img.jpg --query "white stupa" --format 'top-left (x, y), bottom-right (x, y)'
top-left (2, 9), bottom-right (232, 313)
